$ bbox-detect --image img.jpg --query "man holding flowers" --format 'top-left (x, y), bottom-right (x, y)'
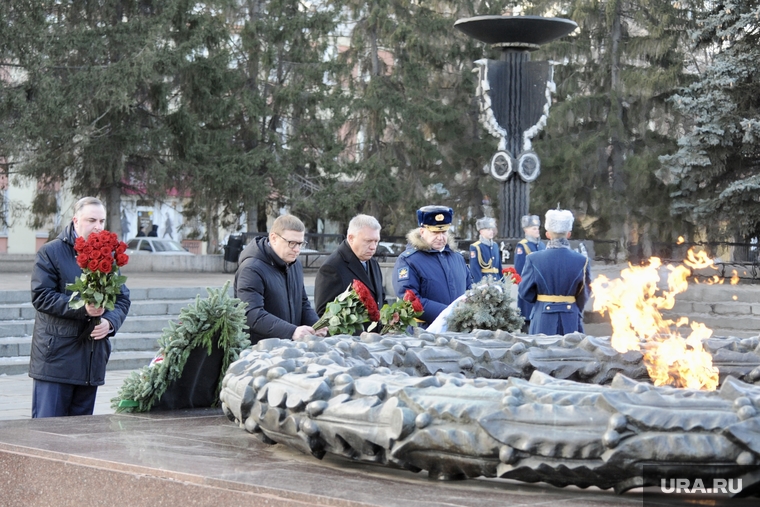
top-left (235, 214), bottom-right (327, 343)
top-left (314, 214), bottom-right (386, 331)
top-left (29, 197), bottom-right (131, 418)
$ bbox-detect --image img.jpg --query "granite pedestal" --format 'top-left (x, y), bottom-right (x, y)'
top-left (0, 409), bottom-right (642, 507)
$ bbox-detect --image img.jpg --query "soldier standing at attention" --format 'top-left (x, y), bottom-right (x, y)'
top-left (393, 205), bottom-right (473, 327)
top-left (518, 208), bottom-right (590, 335)
top-left (469, 217), bottom-right (501, 283)
top-left (514, 214), bottom-right (545, 331)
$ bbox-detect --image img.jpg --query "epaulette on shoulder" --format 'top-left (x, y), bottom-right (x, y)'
top-left (401, 248), bottom-right (417, 258)
top-left (471, 241), bottom-right (481, 247)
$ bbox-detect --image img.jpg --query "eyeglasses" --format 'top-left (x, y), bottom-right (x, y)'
top-left (275, 233), bottom-right (308, 250)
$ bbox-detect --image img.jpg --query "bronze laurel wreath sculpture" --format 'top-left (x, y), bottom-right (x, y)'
top-left (220, 330), bottom-right (760, 493)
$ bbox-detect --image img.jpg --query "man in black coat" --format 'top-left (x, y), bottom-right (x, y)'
top-left (314, 214), bottom-right (385, 322)
top-left (29, 196), bottom-right (131, 418)
top-left (234, 214), bottom-right (327, 344)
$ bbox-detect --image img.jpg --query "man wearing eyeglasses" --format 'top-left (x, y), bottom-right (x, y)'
top-left (234, 214), bottom-right (327, 343)
top-left (393, 205), bottom-right (472, 327)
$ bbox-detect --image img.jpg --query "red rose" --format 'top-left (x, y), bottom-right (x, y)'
top-left (89, 248), bottom-right (102, 260)
top-left (352, 279), bottom-right (380, 322)
top-left (115, 253), bottom-right (129, 267)
top-left (77, 255), bottom-right (89, 268)
top-left (403, 290), bottom-right (423, 313)
top-left (88, 259), bottom-right (99, 271)
top-left (501, 266), bottom-right (521, 284)
top-left (116, 242), bottom-right (127, 254)
top-left (98, 259), bottom-right (112, 273)
top-left (101, 246), bottom-right (112, 257)
top-left (74, 236), bottom-right (86, 252)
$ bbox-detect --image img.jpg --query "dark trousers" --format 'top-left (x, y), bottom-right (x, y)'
top-left (32, 379), bottom-right (98, 418)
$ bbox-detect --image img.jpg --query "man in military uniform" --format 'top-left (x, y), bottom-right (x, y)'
top-left (393, 205), bottom-right (472, 327)
top-left (518, 208), bottom-right (591, 335)
top-left (514, 214), bottom-right (545, 330)
top-left (469, 217), bottom-right (502, 283)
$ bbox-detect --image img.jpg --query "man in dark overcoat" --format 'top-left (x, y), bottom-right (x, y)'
top-left (314, 214), bottom-right (385, 325)
top-left (30, 196), bottom-right (131, 418)
top-left (234, 214), bottom-right (326, 344)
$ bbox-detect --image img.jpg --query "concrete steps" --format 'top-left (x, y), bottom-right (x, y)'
top-left (0, 286), bottom-right (225, 376)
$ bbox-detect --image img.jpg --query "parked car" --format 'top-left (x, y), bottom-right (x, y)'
top-left (126, 238), bottom-right (194, 255)
top-left (374, 242), bottom-right (405, 262)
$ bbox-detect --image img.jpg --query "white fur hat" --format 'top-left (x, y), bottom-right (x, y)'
top-left (545, 209), bottom-right (574, 234)
top-left (475, 217), bottom-right (496, 231)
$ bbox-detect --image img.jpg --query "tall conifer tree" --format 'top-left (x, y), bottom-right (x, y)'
top-left (659, 0), bottom-right (760, 240)
top-left (524, 0), bottom-right (702, 256)
top-left (196, 0), bottom-right (350, 240)
top-left (0, 1), bottom-right (188, 234)
top-left (308, 1), bottom-right (506, 235)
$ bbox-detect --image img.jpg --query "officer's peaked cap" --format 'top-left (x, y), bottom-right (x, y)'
top-left (417, 205), bottom-right (453, 231)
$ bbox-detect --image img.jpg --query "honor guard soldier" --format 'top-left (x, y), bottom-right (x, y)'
top-left (469, 217), bottom-right (502, 283)
top-left (393, 205), bottom-right (473, 327)
top-left (514, 214), bottom-right (546, 330)
top-left (518, 208), bottom-right (591, 335)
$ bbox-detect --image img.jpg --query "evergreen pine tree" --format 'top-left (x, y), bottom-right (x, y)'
top-left (0, 1), bottom-right (189, 233)
top-left (659, 0), bottom-right (760, 240)
top-left (523, 0), bottom-right (703, 256)
top-left (306, 1), bottom-right (507, 235)
top-left (194, 0), bottom-right (350, 239)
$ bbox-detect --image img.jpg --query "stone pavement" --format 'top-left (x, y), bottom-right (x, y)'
top-left (0, 408), bottom-right (646, 507)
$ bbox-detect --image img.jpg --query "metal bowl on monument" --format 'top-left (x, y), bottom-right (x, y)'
top-left (454, 15), bottom-right (577, 48)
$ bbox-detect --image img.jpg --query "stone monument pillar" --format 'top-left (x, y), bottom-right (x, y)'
top-left (454, 16), bottom-right (577, 238)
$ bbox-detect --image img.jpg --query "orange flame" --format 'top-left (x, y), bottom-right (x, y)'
top-left (676, 236), bottom-right (685, 245)
top-left (730, 270), bottom-right (740, 285)
top-left (591, 249), bottom-right (719, 390)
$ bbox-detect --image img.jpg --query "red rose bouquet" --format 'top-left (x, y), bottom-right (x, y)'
top-left (379, 289), bottom-right (424, 335)
top-left (66, 230), bottom-right (129, 312)
top-left (502, 266), bottom-right (521, 284)
top-left (313, 279), bottom-right (380, 335)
